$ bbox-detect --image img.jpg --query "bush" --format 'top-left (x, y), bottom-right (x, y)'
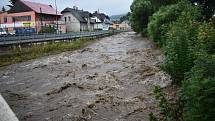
top-left (150, 86), bottom-right (183, 121)
top-left (163, 3), bottom-right (202, 84)
top-left (39, 25), bottom-right (56, 33)
top-left (181, 55), bottom-right (215, 121)
top-left (191, 0), bottom-right (215, 19)
top-left (179, 21), bottom-right (215, 121)
top-left (130, 0), bottom-right (180, 36)
top-left (147, 4), bottom-right (182, 46)
top-left (130, 0), bottom-right (215, 120)
top-left (0, 38), bottom-right (92, 67)
top-left (164, 21), bottom-right (198, 83)
top-left (198, 22), bottom-right (215, 54)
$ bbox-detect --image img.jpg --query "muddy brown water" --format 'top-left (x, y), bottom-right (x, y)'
top-left (0, 32), bottom-right (171, 121)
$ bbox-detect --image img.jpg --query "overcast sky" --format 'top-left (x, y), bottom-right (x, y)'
top-left (0, 0), bottom-right (133, 15)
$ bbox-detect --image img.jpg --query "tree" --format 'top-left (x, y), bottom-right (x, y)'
top-left (130, 0), bottom-right (153, 35)
top-left (39, 25), bottom-right (56, 34)
top-left (2, 6), bottom-right (6, 12)
top-left (120, 12), bottom-right (130, 23)
top-left (191, 0), bottom-right (215, 19)
top-left (147, 4), bottom-right (183, 46)
top-left (182, 55), bottom-right (215, 121)
top-left (129, 0), bottom-right (179, 35)
top-left (150, 0), bottom-right (179, 10)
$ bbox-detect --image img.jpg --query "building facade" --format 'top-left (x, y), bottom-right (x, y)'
top-left (111, 20), bottom-right (131, 30)
top-left (0, 0), bottom-right (66, 34)
top-left (91, 11), bottom-right (112, 31)
top-left (61, 7), bottom-right (95, 32)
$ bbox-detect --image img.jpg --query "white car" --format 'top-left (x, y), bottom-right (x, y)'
top-left (8, 31), bottom-right (16, 35)
top-left (0, 28), bottom-right (7, 36)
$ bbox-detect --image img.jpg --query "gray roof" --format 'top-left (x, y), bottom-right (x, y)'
top-left (92, 12), bottom-right (110, 22)
top-left (61, 8), bottom-right (89, 23)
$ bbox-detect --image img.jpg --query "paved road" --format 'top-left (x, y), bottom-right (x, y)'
top-left (0, 32), bottom-right (171, 121)
top-left (0, 31), bottom-right (121, 46)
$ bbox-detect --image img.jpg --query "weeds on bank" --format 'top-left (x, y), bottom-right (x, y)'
top-left (0, 38), bottom-right (94, 67)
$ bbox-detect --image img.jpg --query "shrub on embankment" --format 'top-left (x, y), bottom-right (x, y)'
top-left (0, 38), bottom-right (93, 67)
top-left (130, 0), bottom-right (215, 120)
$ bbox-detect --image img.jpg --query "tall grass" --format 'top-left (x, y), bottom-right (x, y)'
top-left (0, 38), bottom-right (94, 67)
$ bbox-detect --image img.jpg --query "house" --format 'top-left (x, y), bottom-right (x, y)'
top-left (111, 20), bottom-right (131, 30)
top-left (61, 7), bottom-right (95, 32)
top-left (119, 20), bottom-right (131, 30)
top-left (0, 0), bottom-right (66, 34)
top-left (91, 11), bottom-right (112, 31)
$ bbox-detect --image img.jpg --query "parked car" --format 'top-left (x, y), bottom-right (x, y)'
top-left (0, 28), bottom-right (7, 36)
top-left (8, 30), bottom-right (16, 35)
top-left (15, 28), bottom-right (36, 35)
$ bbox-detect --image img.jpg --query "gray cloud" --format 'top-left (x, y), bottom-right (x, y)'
top-left (0, 0), bottom-right (133, 15)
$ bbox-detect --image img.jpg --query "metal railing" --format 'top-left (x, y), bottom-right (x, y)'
top-left (0, 30), bottom-right (126, 46)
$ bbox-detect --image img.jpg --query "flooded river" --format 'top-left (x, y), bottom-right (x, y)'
top-left (0, 32), bottom-right (171, 121)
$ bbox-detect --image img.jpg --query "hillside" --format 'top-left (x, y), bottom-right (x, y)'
top-left (110, 14), bottom-right (126, 21)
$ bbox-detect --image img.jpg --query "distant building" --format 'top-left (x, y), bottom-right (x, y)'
top-left (0, 0), bottom-right (66, 34)
top-left (112, 20), bottom-right (131, 30)
top-left (120, 20), bottom-right (131, 30)
top-left (91, 11), bottom-right (112, 31)
top-left (61, 7), bottom-right (95, 32)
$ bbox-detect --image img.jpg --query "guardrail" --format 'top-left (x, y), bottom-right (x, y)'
top-left (0, 30), bottom-right (127, 46)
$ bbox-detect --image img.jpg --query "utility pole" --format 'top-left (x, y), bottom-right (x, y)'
top-left (0, 16), bottom-right (1, 29)
top-left (55, 0), bottom-right (58, 33)
top-left (40, 8), bottom-right (43, 26)
top-left (13, 17), bottom-right (15, 32)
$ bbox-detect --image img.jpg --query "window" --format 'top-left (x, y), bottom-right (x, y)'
top-left (68, 16), bottom-right (71, 21)
top-left (12, 16), bottom-right (31, 21)
top-left (42, 15), bottom-right (55, 21)
top-left (4, 17), bottom-right (7, 23)
top-left (64, 17), bottom-right (67, 22)
top-left (12, 18), bottom-right (15, 22)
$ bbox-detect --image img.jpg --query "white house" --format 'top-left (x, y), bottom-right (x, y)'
top-left (91, 11), bottom-right (112, 31)
top-left (61, 7), bottom-right (95, 32)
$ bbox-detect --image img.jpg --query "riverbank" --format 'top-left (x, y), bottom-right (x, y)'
top-left (0, 38), bottom-right (95, 67)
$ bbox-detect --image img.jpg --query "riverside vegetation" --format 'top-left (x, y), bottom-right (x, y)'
top-left (130, 0), bottom-right (215, 120)
top-left (0, 38), bottom-right (95, 67)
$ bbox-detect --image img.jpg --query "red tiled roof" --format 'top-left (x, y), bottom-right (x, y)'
top-left (20, 0), bottom-right (61, 15)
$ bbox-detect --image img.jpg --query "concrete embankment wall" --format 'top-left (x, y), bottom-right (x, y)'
top-left (0, 94), bottom-right (19, 121)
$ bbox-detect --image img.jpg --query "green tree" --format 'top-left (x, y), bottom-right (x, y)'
top-left (2, 6), bottom-right (6, 12)
top-left (130, 0), bottom-right (153, 35)
top-left (120, 12), bottom-right (130, 23)
top-left (163, 3), bottom-right (201, 83)
top-left (147, 3), bottom-right (182, 46)
top-left (150, 0), bottom-right (179, 10)
top-left (39, 25), bottom-right (56, 34)
top-left (191, 0), bottom-right (215, 19)
top-left (130, 0), bottom-right (179, 35)
top-left (182, 55), bottom-right (215, 121)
